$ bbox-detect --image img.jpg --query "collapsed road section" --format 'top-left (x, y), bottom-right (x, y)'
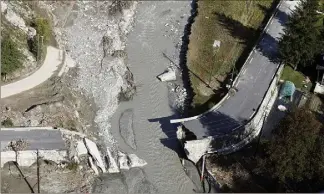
top-left (171, 0), bottom-right (300, 162)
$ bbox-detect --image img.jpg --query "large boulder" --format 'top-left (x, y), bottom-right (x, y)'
top-left (27, 27), bottom-right (37, 39)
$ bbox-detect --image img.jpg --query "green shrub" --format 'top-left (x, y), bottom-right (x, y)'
top-left (65, 119), bottom-right (77, 131)
top-left (28, 17), bottom-right (51, 59)
top-left (66, 162), bottom-right (78, 172)
top-left (1, 37), bottom-right (23, 77)
top-left (33, 18), bottom-right (51, 43)
top-left (1, 118), bottom-right (14, 127)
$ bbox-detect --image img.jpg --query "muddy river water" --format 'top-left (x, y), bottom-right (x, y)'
top-left (93, 1), bottom-right (197, 193)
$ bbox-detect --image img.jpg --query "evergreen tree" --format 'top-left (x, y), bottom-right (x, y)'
top-left (279, 0), bottom-right (321, 70)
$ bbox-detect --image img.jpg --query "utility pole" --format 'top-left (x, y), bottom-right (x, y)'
top-left (40, 36), bottom-right (44, 61)
top-left (37, 149), bottom-right (40, 193)
top-left (36, 35), bottom-right (40, 62)
top-left (10, 141), bottom-right (35, 193)
top-left (230, 64), bottom-right (236, 87)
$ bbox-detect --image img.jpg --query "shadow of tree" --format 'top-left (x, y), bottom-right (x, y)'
top-left (274, 8), bottom-right (289, 26)
top-left (256, 32), bottom-right (280, 63)
top-left (215, 12), bottom-right (257, 45)
top-left (215, 12), bottom-right (280, 64)
top-left (257, 4), bottom-right (269, 15)
top-left (178, 0), bottom-right (198, 115)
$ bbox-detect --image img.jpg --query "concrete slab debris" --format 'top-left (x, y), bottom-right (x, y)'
top-left (157, 68), bottom-right (176, 82)
top-left (76, 141), bottom-right (88, 156)
top-left (184, 138), bottom-right (212, 164)
top-left (88, 156), bottom-right (99, 175)
top-left (176, 125), bottom-right (186, 140)
top-left (106, 148), bottom-right (120, 173)
top-left (128, 154), bottom-right (147, 168)
top-left (118, 151), bottom-right (130, 170)
top-left (84, 138), bottom-right (106, 173)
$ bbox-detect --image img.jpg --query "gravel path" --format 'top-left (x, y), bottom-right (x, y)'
top-left (109, 1), bottom-right (196, 193)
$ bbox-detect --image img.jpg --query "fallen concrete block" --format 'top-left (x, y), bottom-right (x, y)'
top-left (118, 151), bottom-right (130, 170)
top-left (84, 138), bottom-right (106, 173)
top-left (128, 154), bottom-right (147, 168)
top-left (176, 125), bottom-right (186, 140)
top-left (88, 156), bottom-right (99, 175)
top-left (157, 68), bottom-right (176, 82)
top-left (106, 148), bottom-right (120, 173)
top-left (184, 138), bottom-right (212, 164)
top-left (76, 141), bottom-right (88, 156)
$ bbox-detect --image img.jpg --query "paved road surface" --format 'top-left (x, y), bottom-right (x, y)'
top-left (0, 128), bottom-right (66, 151)
top-left (1, 46), bottom-right (62, 99)
top-left (183, 0), bottom-right (299, 139)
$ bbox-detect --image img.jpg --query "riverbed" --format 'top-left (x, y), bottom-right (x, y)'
top-left (96, 1), bottom-right (196, 193)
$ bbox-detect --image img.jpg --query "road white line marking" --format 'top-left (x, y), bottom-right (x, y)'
top-left (270, 20), bottom-right (274, 25)
top-left (242, 68), bottom-right (247, 74)
top-left (249, 57), bottom-right (254, 64)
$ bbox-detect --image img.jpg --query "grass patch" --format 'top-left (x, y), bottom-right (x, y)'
top-left (188, 0), bottom-right (275, 112)
top-left (281, 65), bottom-right (305, 89)
top-left (1, 118), bottom-right (14, 127)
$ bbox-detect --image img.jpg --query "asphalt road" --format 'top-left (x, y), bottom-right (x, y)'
top-left (0, 129), bottom-right (66, 151)
top-left (183, 0), bottom-right (299, 139)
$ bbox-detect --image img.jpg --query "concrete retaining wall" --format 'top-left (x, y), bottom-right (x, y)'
top-left (1, 150), bottom-right (68, 167)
